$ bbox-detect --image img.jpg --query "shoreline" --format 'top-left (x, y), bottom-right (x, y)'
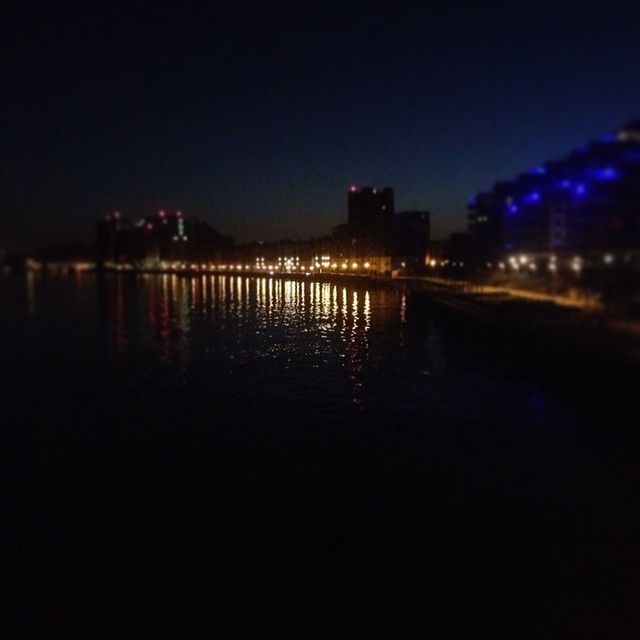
top-left (15, 265), bottom-right (640, 370)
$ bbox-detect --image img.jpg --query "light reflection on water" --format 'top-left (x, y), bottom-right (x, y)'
top-left (5, 270), bottom-right (640, 637)
top-left (98, 275), bottom-right (390, 409)
top-left (3, 272), bottom-right (611, 435)
top-left (5, 271), bottom-right (640, 636)
top-left (6, 270), bottom-right (640, 524)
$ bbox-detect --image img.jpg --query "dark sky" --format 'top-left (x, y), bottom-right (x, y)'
top-left (3, 1), bottom-right (640, 250)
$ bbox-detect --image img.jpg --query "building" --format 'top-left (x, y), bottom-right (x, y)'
top-left (95, 210), bottom-right (233, 266)
top-left (468, 119), bottom-right (640, 262)
top-left (391, 210), bottom-right (430, 271)
top-left (96, 211), bottom-right (125, 263)
top-left (347, 186), bottom-right (394, 228)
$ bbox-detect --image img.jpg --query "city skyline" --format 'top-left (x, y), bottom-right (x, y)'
top-left (4, 2), bottom-right (640, 251)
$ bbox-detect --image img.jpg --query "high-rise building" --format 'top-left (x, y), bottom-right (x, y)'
top-left (347, 186), bottom-right (394, 227)
top-left (96, 211), bottom-right (124, 262)
top-left (392, 210), bottom-right (430, 268)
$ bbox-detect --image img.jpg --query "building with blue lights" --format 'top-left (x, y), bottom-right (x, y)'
top-left (468, 120), bottom-right (640, 260)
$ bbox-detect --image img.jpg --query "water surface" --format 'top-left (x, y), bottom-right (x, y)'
top-left (3, 273), bottom-right (639, 636)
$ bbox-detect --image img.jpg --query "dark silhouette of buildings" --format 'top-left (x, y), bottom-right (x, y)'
top-left (347, 186), bottom-right (394, 227)
top-left (392, 210), bottom-right (430, 269)
top-left (221, 188), bottom-right (430, 275)
top-left (96, 210), bottom-right (233, 266)
top-left (90, 186), bottom-right (430, 275)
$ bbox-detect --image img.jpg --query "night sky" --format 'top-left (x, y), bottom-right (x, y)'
top-left (4, 1), bottom-right (640, 251)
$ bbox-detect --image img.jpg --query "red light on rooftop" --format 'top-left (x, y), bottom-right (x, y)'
top-left (176, 211), bottom-right (182, 218)
top-left (158, 210), bottom-right (165, 218)
top-left (349, 186), bottom-right (357, 192)
top-left (146, 223), bottom-right (154, 231)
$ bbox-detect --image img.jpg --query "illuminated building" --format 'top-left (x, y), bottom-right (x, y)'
top-left (468, 119), bottom-right (640, 259)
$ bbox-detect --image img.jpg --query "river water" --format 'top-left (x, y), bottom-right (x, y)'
top-left (2, 273), bottom-right (639, 636)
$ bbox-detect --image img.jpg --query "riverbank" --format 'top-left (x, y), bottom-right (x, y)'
top-left (19, 264), bottom-right (640, 369)
top-left (406, 276), bottom-right (640, 370)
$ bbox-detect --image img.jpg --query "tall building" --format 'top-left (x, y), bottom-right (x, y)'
top-left (96, 211), bottom-right (124, 262)
top-left (347, 186), bottom-right (394, 227)
top-left (392, 210), bottom-right (430, 270)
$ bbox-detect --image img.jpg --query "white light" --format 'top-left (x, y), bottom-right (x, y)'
top-left (604, 254), bottom-right (614, 265)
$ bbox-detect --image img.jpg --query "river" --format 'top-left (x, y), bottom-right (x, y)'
top-left (2, 272), bottom-right (639, 636)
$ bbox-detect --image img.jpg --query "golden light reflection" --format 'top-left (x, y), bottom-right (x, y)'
top-left (101, 273), bottom-right (390, 406)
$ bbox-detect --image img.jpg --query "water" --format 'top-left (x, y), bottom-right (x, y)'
top-left (2, 273), bottom-right (640, 636)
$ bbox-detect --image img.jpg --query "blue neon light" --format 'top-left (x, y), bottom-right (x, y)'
top-left (525, 191), bottom-right (541, 204)
top-left (559, 180), bottom-right (571, 189)
top-left (623, 149), bottom-right (640, 163)
top-left (531, 166), bottom-right (547, 175)
top-left (574, 183), bottom-right (587, 196)
top-left (592, 167), bottom-right (619, 181)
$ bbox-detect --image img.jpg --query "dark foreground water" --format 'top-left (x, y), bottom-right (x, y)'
top-left (2, 273), bottom-right (640, 637)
